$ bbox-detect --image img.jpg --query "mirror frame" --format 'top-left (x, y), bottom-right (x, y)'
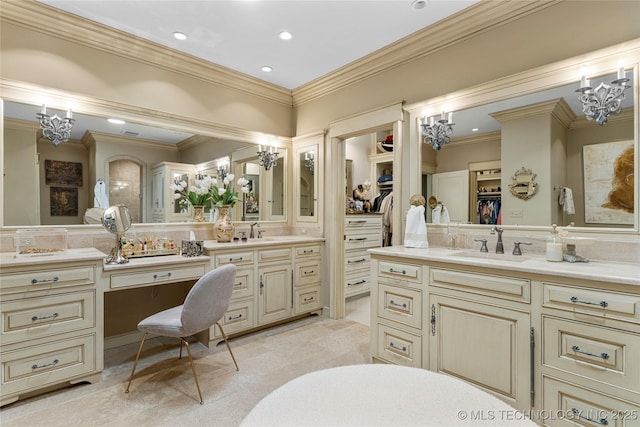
top-left (404, 41), bottom-right (640, 235)
top-left (0, 80), bottom-right (293, 228)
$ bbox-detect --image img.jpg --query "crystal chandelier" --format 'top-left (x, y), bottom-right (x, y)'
top-left (304, 152), bottom-right (315, 175)
top-left (576, 68), bottom-right (629, 126)
top-left (257, 145), bottom-right (279, 171)
top-left (36, 105), bottom-right (75, 147)
top-left (421, 112), bottom-right (455, 151)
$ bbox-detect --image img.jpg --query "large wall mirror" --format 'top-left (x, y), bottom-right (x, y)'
top-left (2, 98), bottom-right (289, 226)
top-left (408, 44), bottom-right (638, 233)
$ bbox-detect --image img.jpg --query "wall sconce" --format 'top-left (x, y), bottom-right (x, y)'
top-left (257, 145), bottom-right (279, 171)
top-left (421, 112), bottom-right (455, 151)
top-left (576, 68), bottom-right (629, 126)
top-left (304, 152), bottom-right (315, 175)
top-left (37, 105), bottom-right (75, 147)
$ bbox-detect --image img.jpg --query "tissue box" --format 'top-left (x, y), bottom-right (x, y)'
top-left (15, 228), bottom-right (68, 257)
top-left (181, 240), bottom-right (203, 257)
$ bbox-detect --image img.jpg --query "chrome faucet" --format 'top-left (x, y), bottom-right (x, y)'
top-left (491, 226), bottom-right (504, 254)
top-left (250, 222), bottom-right (259, 239)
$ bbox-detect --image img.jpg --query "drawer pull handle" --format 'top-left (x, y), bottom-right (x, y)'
top-left (389, 300), bottom-right (407, 309)
top-left (348, 220), bottom-right (367, 224)
top-left (31, 276), bottom-right (59, 284)
top-left (234, 281), bottom-right (244, 287)
top-left (571, 345), bottom-right (609, 360)
top-left (153, 273), bottom-right (172, 279)
top-left (303, 249), bottom-right (315, 254)
top-left (388, 268), bottom-right (407, 275)
top-left (229, 257), bottom-right (243, 262)
top-left (347, 280), bottom-right (366, 286)
top-left (303, 296), bottom-right (315, 302)
top-left (228, 314), bottom-right (243, 320)
top-left (348, 258), bottom-right (367, 264)
top-left (349, 237), bottom-right (368, 241)
top-left (303, 270), bottom-right (314, 275)
top-left (32, 359), bottom-right (59, 370)
top-left (32, 312), bottom-right (59, 322)
top-left (570, 296), bottom-right (608, 308)
top-left (389, 342), bottom-right (407, 352)
top-left (571, 408), bottom-right (608, 425)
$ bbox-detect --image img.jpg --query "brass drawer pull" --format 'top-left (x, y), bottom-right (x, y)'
top-left (347, 280), bottom-right (366, 286)
top-left (389, 342), bottom-right (407, 352)
top-left (389, 300), bottom-right (407, 309)
top-left (348, 258), bottom-right (366, 264)
top-left (153, 272), bottom-right (172, 279)
top-left (31, 276), bottom-right (59, 284)
top-left (32, 359), bottom-right (59, 370)
top-left (571, 345), bottom-right (609, 360)
top-left (570, 296), bottom-right (608, 308)
top-left (228, 314), bottom-right (243, 320)
top-left (388, 268), bottom-right (407, 275)
top-left (32, 312), bottom-right (59, 322)
top-left (571, 408), bottom-right (608, 425)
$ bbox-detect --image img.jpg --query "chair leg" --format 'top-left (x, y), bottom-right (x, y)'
top-left (216, 322), bottom-right (239, 371)
top-left (179, 339), bottom-right (183, 359)
top-left (181, 337), bottom-right (204, 405)
top-left (125, 332), bottom-right (148, 393)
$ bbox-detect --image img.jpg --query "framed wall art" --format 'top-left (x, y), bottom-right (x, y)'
top-left (45, 159), bottom-right (83, 187)
top-left (50, 186), bottom-right (79, 216)
top-left (583, 140), bottom-right (634, 225)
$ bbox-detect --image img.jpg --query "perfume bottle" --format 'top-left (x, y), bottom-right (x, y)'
top-left (546, 224), bottom-right (563, 262)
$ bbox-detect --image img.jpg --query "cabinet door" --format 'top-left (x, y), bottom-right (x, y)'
top-left (432, 170), bottom-right (469, 223)
top-left (151, 168), bottom-right (165, 222)
top-left (429, 294), bottom-right (531, 410)
top-left (257, 264), bottom-right (292, 325)
top-left (167, 167), bottom-right (192, 222)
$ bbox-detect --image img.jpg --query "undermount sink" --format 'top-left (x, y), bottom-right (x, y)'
top-left (448, 251), bottom-right (530, 262)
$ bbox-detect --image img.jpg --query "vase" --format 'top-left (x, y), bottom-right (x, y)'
top-left (192, 205), bottom-right (205, 222)
top-left (214, 205), bottom-right (235, 242)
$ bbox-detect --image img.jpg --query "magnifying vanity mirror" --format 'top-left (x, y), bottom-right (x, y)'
top-left (2, 100), bottom-right (289, 227)
top-left (102, 204), bottom-right (132, 264)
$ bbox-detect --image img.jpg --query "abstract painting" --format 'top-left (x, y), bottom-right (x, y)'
top-left (50, 187), bottom-right (79, 216)
top-left (45, 160), bottom-right (83, 187)
top-left (583, 140), bottom-right (634, 225)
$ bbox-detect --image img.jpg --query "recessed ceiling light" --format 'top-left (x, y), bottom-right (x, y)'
top-left (173, 32), bottom-right (187, 41)
top-left (411, 0), bottom-right (428, 10)
top-left (472, 128), bottom-right (479, 132)
top-left (108, 118), bottom-right (126, 125)
top-left (261, 66), bottom-right (273, 73)
top-left (279, 31), bottom-right (292, 40)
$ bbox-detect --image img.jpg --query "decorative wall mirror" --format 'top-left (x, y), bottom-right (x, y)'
top-left (509, 167), bottom-right (538, 200)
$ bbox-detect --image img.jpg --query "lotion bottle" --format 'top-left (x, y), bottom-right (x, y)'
top-left (546, 224), bottom-right (563, 262)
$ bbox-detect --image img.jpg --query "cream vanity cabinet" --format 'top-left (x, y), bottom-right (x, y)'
top-left (0, 249), bottom-right (105, 407)
top-left (370, 249), bottom-right (640, 424)
top-left (150, 161), bottom-right (196, 223)
top-left (208, 239), bottom-right (323, 344)
top-left (344, 215), bottom-right (382, 298)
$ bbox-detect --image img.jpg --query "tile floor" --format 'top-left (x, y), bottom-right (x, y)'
top-left (1, 297), bottom-right (371, 427)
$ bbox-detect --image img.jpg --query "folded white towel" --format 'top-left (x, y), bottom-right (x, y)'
top-left (404, 205), bottom-right (428, 248)
top-left (559, 187), bottom-right (575, 215)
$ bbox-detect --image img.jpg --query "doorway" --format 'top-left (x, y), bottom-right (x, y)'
top-left (108, 158), bottom-right (143, 223)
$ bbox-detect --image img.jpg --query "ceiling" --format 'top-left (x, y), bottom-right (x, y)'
top-left (36, 0), bottom-right (480, 90)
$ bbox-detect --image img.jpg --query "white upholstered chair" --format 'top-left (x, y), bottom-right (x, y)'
top-left (125, 264), bottom-right (239, 404)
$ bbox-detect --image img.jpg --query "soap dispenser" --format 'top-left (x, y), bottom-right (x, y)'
top-left (546, 224), bottom-right (563, 262)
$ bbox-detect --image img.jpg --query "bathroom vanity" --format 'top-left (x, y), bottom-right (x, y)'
top-left (369, 246), bottom-right (640, 424)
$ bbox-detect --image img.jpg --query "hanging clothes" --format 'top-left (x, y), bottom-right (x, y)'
top-left (379, 192), bottom-right (393, 246)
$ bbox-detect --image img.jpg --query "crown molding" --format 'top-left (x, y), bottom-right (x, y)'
top-left (0, 0), bottom-right (293, 107)
top-left (292, 0), bottom-right (561, 105)
top-left (448, 130), bottom-right (501, 148)
top-left (569, 107), bottom-right (634, 129)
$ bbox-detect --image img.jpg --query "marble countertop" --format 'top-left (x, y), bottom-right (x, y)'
top-left (1, 247), bottom-right (106, 268)
top-left (369, 246), bottom-right (640, 287)
top-left (102, 254), bottom-right (210, 271)
top-left (204, 235), bottom-right (325, 250)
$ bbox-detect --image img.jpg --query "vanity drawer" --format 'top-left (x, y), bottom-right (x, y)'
top-left (110, 264), bottom-right (206, 289)
top-left (377, 283), bottom-right (422, 330)
top-left (294, 259), bottom-right (321, 287)
top-left (231, 268), bottom-right (255, 300)
top-left (215, 251), bottom-right (254, 267)
top-left (542, 376), bottom-right (640, 427)
top-left (376, 323), bottom-right (422, 368)
top-left (294, 286), bottom-right (321, 314)
top-left (257, 248), bottom-right (292, 263)
top-left (1, 290), bottom-right (95, 345)
top-left (378, 261), bottom-right (422, 285)
top-left (213, 299), bottom-right (255, 338)
top-left (345, 231), bottom-right (382, 250)
top-left (543, 316), bottom-right (640, 394)
top-left (295, 245), bottom-right (322, 258)
top-left (1, 334), bottom-right (96, 396)
top-left (430, 268), bottom-right (530, 303)
top-left (543, 283), bottom-right (640, 324)
top-left (345, 251), bottom-right (370, 272)
top-left (345, 216), bottom-right (382, 230)
top-left (1, 266), bottom-right (95, 292)
top-left (345, 271), bottom-right (371, 295)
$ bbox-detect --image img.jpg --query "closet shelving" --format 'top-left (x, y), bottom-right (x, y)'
top-left (470, 166), bottom-right (501, 225)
